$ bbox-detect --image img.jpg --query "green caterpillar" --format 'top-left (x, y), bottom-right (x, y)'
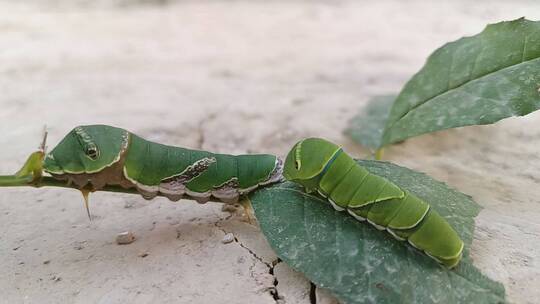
top-left (43, 125), bottom-right (283, 207)
top-left (283, 138), bottom-right (464, 268)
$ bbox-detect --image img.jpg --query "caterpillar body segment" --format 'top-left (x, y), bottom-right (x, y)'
top-left (42, 125), bottom-right (283, 205)
top-left (283, 138), bottom-right (464, 268)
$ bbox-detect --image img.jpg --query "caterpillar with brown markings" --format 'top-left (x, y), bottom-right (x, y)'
top-left (42, 125), bottom-right (283, 213)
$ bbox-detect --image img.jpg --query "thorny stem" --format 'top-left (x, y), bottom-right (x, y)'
top-left (0, 151), bottom-right (226, 203)
top-left (0, 174), bottom-right (34, 186)
top-left (1, 175), bottom-right (227, 203)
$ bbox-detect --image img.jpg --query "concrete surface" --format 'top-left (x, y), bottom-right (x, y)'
top-left (0, 1), bottom-right (539, 303)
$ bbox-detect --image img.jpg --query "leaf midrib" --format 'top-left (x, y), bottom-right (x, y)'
top-left (386, 37), bottom-right (539, 136)
top-left (262, 186), bottom-right (505, 301)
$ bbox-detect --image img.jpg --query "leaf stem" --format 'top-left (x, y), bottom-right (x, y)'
top-left (2, 174), bottom-right (230, 203)
top-left (375, 148), bottom-right (384, 160)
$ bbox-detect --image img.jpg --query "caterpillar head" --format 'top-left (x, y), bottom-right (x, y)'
top-left (43, 125), bottom-right (130, 175)
top-left (283, 138), bottom-right (341, 192)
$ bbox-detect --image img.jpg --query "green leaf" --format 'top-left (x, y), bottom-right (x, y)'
top-left (345, 95), bottom-right (396, 150)
top-left (348, 18), bottom-right (540, 148)
top-left (250, 160), bottom-right (505, 304)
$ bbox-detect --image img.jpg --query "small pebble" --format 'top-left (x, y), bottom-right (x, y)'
top-left (221, 233), bottom-right (235, 244)
top-left (43, 260), bottom-right (50, 265)
top-left (51, 275), bottom-right (61, 282)
top-left (116, 231), bottom-right (136, 245)
top-left (138, 252), bottom-right (149, 258)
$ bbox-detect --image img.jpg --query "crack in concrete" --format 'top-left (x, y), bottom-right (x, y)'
top-left (309, 282), bottom-right (317, 304)
top-left (214, 213), bottom-right (283, 303)
top-left (267, 258), bottom-right (283, 302)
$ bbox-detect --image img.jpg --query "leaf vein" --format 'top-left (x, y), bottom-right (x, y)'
top-left (387, 57), bottom-right (540, 132)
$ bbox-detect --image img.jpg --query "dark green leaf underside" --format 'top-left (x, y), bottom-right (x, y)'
top-left (345, 95), bottom-right (395, 149)
top-left (250, 160), bottom-right (505, 304)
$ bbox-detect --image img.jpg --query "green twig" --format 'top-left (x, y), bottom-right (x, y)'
top-left (0, 174), bottom-right (142, 195)
top-left (0, 150), bottom-right (159, 196)
top-left (0, 174), bottom-right (34, 186)
top-left (2, 174), bottom-right (230, 203)
top-left (1, 151), bottom-right (246, 205)
top-left (0, 151), bottom-right (226, 203)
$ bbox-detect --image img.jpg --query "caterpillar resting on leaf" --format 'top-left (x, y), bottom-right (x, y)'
top-left (283, 138), bottom-right (464, 268)
top-left (43, 125), bottom-right (283, 215)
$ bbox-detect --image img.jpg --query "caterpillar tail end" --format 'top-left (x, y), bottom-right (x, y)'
top-left (443, 255), bottom-right (462, 269)
top-left (425, 240), bottom-right (464, 269)
top-left (440, 241), bottom-right (464, 269)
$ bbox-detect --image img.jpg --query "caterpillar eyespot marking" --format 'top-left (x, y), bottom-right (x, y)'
top-left (43, 125), bottom-right (282, 207)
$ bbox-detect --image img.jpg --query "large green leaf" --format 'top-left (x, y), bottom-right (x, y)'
top-left (250, 160), bottom-right (505, 304)
top-left (348, 18), bottom-right (540, 148)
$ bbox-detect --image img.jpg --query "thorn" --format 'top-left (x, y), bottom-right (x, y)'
top-left (81, 189), bottom-right (92, 221)
top-left (39, 125), bottom-right (48, 154)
